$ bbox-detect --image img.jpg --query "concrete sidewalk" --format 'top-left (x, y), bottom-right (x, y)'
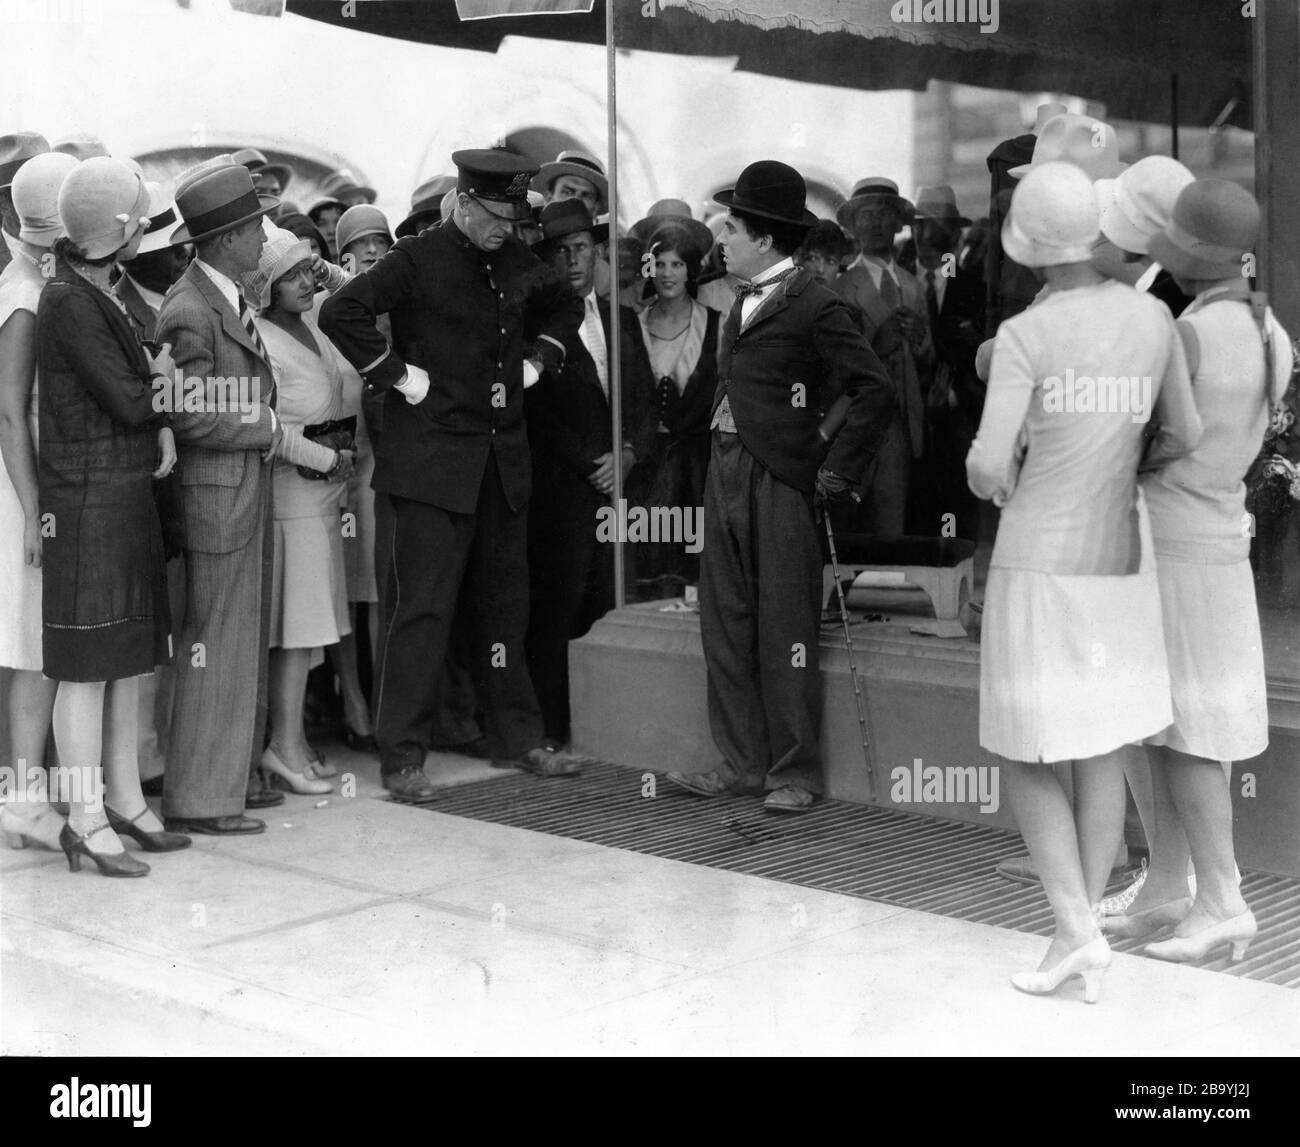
top-left (2, 744), bottom-right (1297, 1057)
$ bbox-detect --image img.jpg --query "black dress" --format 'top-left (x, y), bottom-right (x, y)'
top-left (36, 264), bottom-right (171, 682)
top-left (628, 302), bottom-right (720, 590)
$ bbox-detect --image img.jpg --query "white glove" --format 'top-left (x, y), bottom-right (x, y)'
top-left (523, 358), bottom-right (540, 389)
top-left (395, 364), bottom-right (430, 405)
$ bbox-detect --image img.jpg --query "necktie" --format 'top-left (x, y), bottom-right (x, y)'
top-left (580, 294), bottom-right (608, 396)
top-left (879, 267), bottom-right (901, 311)
top-left (734, 266), bottom-right (797, 301)
top-left (238, 292), bottom-right (276, 409)
top-left (925, 270), bottom-right (939, 328)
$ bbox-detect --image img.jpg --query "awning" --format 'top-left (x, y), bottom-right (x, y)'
top-left (285, 0), bottom-right (1253, 127)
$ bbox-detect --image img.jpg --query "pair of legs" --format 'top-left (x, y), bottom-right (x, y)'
top-left (326, 605), bottom-right (376, 740)
top-left (1002, 748), bottom-right (1127, 968)
top-left (54, 676), bottom-right (157, 853)
top-left (0, 668), bottom-right (61, 846)
top-left (268, 647), bottom-right (320, 775)
top-left (1125, 747), bottom-right (1245, 935)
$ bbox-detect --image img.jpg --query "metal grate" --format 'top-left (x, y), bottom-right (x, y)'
top-left (428, 762), bottom-right (1300, 987)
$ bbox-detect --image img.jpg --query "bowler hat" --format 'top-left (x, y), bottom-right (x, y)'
top-left (913, 185), bottom-right (971, 227)
top-left (835, 176), bottom-right (914, 230)
top-left (630, 199), bottom-right (713, 259)
top-left (0, 132), bottom-right (50, 190)
top-left (1002, 162), bottom-right (1099, 269)
top-left (1149, 179), bottom-right (1259, 282)
top-left (11, 152), bottom-right (78, 248)
top-left (715, 160), bottom-right (817, 229)
top-left (453, 148), bottom-right (538, 222)
top-left (534, 199), bottom-right (608, 255)
top-left (335, 204), bottom-right (393, 259)
top-left (535, 150), bottom-right (608, 211)
top-left (396, 173), bottom-right (457, 239)
top-left (1009, 113), bottom-right (1124, 181)
top-left (1099, 155), bottom-right (1195, 256)
top-left (172, 163), bottom-right (279, 245)
top-left (232, 147), bottom-right (295, 195)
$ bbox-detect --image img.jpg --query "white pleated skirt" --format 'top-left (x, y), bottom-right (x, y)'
top-left (1146, 557), bottom-right (1268, 762)
top-left (979, 495), bottom-right (1172, 764)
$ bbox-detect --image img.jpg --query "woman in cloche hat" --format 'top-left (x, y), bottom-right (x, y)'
top-left (1107, 181), bottom-right (1293, 965)
top-left (966, 161), bottom-right (1202, 1001)
top-left (37, 156), bottom-right (190, 875)
top-left (0, 150), bottom-right (77, 851)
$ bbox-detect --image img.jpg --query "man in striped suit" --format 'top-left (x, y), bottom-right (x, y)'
top-left (155, 163), bottom-right (284, 835)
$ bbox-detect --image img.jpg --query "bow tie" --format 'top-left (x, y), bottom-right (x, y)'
top-left (735, 267), bottom-right (797, 301)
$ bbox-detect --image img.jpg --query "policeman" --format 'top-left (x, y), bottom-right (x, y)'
top-left (320, 149), bottom-right (586, 803)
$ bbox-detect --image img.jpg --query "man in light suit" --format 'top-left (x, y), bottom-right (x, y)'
top-left (155, 163), bottom-right (284, 835)
top-left (832, 178), bottom-right (933, 536)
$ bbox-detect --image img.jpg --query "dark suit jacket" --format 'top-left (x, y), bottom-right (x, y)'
top-left (154, 261), bottom-right (277, 555)
top-left (713, 267), bottom-right (896, 494)
top-left (319, 218), bottom-right (584, 514)
top-left (525, 297), bottom-right (656, 489)
top-left (926, 264), bottom-right (987, 435)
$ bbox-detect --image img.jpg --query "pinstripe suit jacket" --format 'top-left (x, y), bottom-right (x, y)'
top-left (155, 262), bottom-right (277, 554)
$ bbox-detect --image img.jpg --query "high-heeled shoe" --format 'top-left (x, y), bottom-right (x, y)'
top-left (261, 747), bottom-right (332, 795)
top-left (1100, 896), bottom-right (1192, 940)
top-left (305, 746), bottom-right (338, 780)
top-left (104, 804), bottom-right (192, 853)
top-left (1143, 910), bottom-right (1257, 963)
top-left (59, 823), bottom-right (149, 877)
top-left (1, 804), bottom-right (66, 851)
top-left (342, 725), bottom-right (378, 754)
top-left (1011, 936), bottom-right (1112, 1004)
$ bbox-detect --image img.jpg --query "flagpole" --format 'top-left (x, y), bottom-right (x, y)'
top-left (606, 0), bottom-right (625, 609)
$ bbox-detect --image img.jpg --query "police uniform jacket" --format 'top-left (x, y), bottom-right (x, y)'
top-left (319, 219), bottom-right (583, 514)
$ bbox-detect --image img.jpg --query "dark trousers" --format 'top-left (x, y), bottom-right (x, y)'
top-left (699, 432), bottom-right (823, 794)
top-left (833, 416), bottom-right (908, 537)
top-left (525, 478), bottom-right (612, 742)
top-left (372, 465), bottom-right (541, 773)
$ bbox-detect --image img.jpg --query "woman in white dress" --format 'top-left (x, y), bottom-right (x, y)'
top-left (0, 152), bottom-right (77, 850)
top-left (1104, 181), bottom-right (1292, 962)
top-left (243, 228), bottom-right (355, 795)
top-left (966, 163), bottom-right (1201, 1002)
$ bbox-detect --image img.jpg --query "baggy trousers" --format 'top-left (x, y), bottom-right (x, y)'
top-left (374, 463), bottom-right (542, 773)
top-left (699, 431), bottom-right (824, 794)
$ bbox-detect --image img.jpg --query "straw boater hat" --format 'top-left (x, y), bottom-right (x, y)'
top-left (913, 185), bottom-right (972, 228)
top-left (0, 132), bottom-right (50, 190)
top-left (534, 150), bottom-right (608, 211)
top-left (335, 204), bottom-right (393, 257)
top-left (57, 156), bottom-right (153, 260)
top-left (532, 199), bottom-right (608, 258)
top-left (11, 152), bottom-right (78, 247)
top-left (232, 147), bottom-right (296, 195)
top-left (716, 160), bottom-right (818, 229)
top-left (630, 199), bottom-right (713, 258)
top-left (1149, 179), bottom-right (1259, 282)
top-left (1098, 155), bottom-right (1195, 256)
top-left (1009, 113), bottom-right (1124, 181)
top-left (134, 183), bottom-right (183, 255)
top-left (242, 225), bottom-right (312, 311)
top-left (395, 173), bottom-right (457, 239)
top-left (1001, 161), bottom-right (1100, 269)
top-left (171, 162), bottom-right (279, 245)
top-left (835, 177), bottom-right (914, 230)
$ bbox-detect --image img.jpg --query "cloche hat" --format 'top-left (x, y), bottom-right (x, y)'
top-left (1002, 161), bottom-right (1100, 268)
top-left (1099, 155), bottom-right (1196, 256)
top-left (1148, 179), bottom-right (1259, 282)
top-left (57, 156), bottom-right (152, 259)
top-left (11, 151), bottom-right (78, 247)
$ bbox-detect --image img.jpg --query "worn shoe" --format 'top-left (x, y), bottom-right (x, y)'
top-left (163, 815), bottom-right (266, 836)
top-left (763, 786), bottom-right (816, 814)
top-left (507, 746), bottom-right (588, 777)
top-left (383, 765), bottom-right (440, 805)
top-left (665, 769), bottom-right (763, 798)
top-left (246, 766), bottom-right (286, 809)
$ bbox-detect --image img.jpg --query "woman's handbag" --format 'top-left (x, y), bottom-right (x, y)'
top-left (296, 415), bottom-right (357, 480)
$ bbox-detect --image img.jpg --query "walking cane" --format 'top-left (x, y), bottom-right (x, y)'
top-left (822, 506), bottom-right (876, 801)
top-left (816, 395), bottom-right (876, 797)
